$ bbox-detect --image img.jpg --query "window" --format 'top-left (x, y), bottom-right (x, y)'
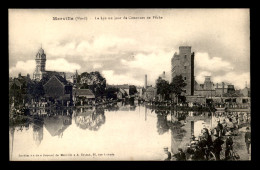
top-left (184, 66), bottom-right (187, 69)
top-left (184, 55), bottom-right (187, 59)
top-left (242, 99), bottom-right (248, 103)
top-left (184, 77), bottom-right (186, 80)
top-left (65, 86), bottom-right (71, 94)
top-left (183, 89), bottom-right (186, 93)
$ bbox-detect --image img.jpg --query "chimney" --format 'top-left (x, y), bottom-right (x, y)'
top-left (18, 73), bottom-right (21, 78)
top-left (27, 74), bottom-right (30, 79)
top-left (162, 71), bottom-right (166, 79)
top-left (145, 74), bottom-right (147, 89)
top-left (216, 83), bottom-right (218, 88)
top-left (222, 82), bottom-right (225, 96)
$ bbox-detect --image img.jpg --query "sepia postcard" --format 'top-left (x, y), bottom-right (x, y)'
top-left (9, 8), bottom-right (250, 161)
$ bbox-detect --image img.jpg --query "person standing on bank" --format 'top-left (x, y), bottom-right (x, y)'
top-left (216, 119), bottom-right (224, 137)
top-left (225, 131), bottom-right (233, 160)
top-left (213, 135), bottom-right (224, 160)
top-left (174, 148), bottom-right (186, 161)
top-left (245, 127), bottom-right (251, 154)
top-left (163, 147), bottom-right (172, 161)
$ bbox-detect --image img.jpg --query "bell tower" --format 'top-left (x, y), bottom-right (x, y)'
top-left (33, 47), bottom-right (46, 81)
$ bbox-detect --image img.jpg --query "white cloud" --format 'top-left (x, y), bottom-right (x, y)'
top-left (9, 60), bottom-right (35, 77)
top-left (46, 58), bottom-right (81, 72)
top-left (45, 35), bottom-right (137, 62)
top-left (9, 58), bottom-right (81, 78)
top-left (212, 72), bottom-right (250, 89)
top-left (193, 52), bottom-right (250, 89)
top-left (195, 71), bottom-right (212, 84)
top-left (121, 50), bottom-right (173, 86)
top-left (102, 70), bottom-right (143, 86)
top-left (195, 52), bottom-right (233, 72)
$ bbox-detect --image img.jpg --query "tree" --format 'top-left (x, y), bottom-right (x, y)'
top-left (9, 81), bottom-right (23, 107)
top-left (129, 85), bottom-right (137, 96)
top-left (104, 87), bottom-right (119, 99)
top-left (156, 110), bottom-right (170, 135)
top-left (170, 75), bottom-right (187, 103)
top-left (30, 82), bottom-right (45, 101)
top-left (78, 71), bottom-right (106, 97)
top-left (156, 77), bottom-right (171, 101)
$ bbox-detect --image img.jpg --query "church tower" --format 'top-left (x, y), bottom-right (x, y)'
top-left (33, 47), bottom-right (46, 81)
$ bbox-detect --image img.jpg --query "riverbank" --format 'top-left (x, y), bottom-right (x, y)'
top-left (145, 104), bottom-right (215, 112)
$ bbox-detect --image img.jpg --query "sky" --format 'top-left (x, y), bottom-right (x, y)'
top-left (9, 9), bottom-right (250, 89)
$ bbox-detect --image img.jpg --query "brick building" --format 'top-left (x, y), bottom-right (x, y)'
top-left (194, 76), bottom-right (216, 98)
top-left (171, 46), bottom-right (195, 96)
top-left (117, 88), bottom-right (128, 100)
top-left (240, 87), bottom-right (250, 97)
top-left (43, 75), bottom-right (72, 105)
top-left (72, 89), bottom-right (95, 105)
top-left (144, 86), bottom-right (157, 101)
top-left (107, 84), bottom-right (130, 96)
top-left (215, 82), bottom-right (233, 97)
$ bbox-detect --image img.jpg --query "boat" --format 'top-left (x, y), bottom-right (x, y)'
top-left (215, 107), bottom-right (227, 111)
top-left (226, 108), bottom-right (250, 112)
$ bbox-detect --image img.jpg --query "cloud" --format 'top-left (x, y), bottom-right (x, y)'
top-left (195, 70), bottom-right (250, 89)
top-left (194, 52), bottom-right (250, 89)
top-left (45, 35), bottom-right (137, 62)
top-left (46, 58), bottom-right (81, 72)
top-left (42, 35), bottom-right (175, 87)
top-left (195, 52), bottom-right (233, 72)
top-left (121, 50), bottom-right (173, 86)
top-left (102, 70), bottom-right (143, 86)
top-left (212, 72), bottom-right (250, 89)
top-left (9, 58), bottom-right (81, 78)
top-left (195, 71), bottom-right (212, 84)
top-left (9, 60), bottom-right (35, 77)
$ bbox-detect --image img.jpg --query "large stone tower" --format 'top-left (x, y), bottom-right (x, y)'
top-left (33, 47), bottom-right (46, 81)
top-left (171, 46), bottom-right (195, 96)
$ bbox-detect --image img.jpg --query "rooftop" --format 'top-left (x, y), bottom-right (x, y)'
top-left (107, 84), bottom-right (130, 89)
top-left (43, 74), bottom-right (70, 87)
top-left (146, 86), bottom-right (156, 92)
top-left (73, 89), bottom-right (95, 96)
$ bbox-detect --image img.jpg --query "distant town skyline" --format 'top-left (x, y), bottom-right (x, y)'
top-left (9, 9), bottom-right (250, 89)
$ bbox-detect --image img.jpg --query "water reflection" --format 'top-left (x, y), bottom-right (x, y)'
top-left (154, 108), bottom-right (188, 154)
top-left (74, 107), bottom-right (105, 131)
top-left (44, 114), bottom-right (72, 138)
top-left (32, 118), bottom-right (44, 146)
top-left (9, 103), bottom-right (250, 160)
top-left (156, 110), bottom-right (170, 135)
top-left (171, 125), bottom-right (187, 154)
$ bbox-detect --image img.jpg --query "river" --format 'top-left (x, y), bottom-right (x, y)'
top-left (9, 103), bottom-right (250, 161)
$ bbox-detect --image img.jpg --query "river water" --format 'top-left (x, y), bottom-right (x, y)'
top-left (9, 103), bottom-right (249, 161)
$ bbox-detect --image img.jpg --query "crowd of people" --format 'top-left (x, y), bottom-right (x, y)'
top-left (163, 120), bottom-right (251, 161)
top-left (211, 111), bottom-right (250, 135)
